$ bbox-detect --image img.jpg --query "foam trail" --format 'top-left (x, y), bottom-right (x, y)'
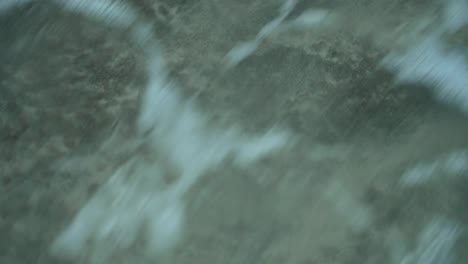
top-left (139, 54), bottom-right (291, 198)
top-left (381, 0), bottom-right (468, 114)
top-left (400, 150), bottom-right (468, 186)
top-left (281, 8), bottom-right (333, 30)
top-left (224, 1), bottom-right (333, 68)
top-left (443, 0), bottom-right (468, 33)
top-left (49, 0), bottom-right (292, 261)
top-left (382, 37), bottom-right (468, 114)
top-left (400, 218), bottom-right (463, 264)
top-left (53, 0), bottom-right (138, 27)
top-left (223, 0), bottom-right (297, 67)
top-left (51, 159), bottom-right (186, 260)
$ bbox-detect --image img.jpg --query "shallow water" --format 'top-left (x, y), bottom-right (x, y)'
top-left (1, 0), bottom-right (468, 263)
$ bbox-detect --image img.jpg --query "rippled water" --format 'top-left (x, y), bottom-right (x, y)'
top-left (1, 0), bottom-right (467, 263)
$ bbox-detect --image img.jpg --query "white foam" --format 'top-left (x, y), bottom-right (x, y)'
top-left (381, 0), bottom-right (468, 114)
top-left (400, 218), bottom-right (463, 264)
top-left (285, 8), bottom-right (333, 28)
top-left (443, 0), bottom-right (468, 32)
top-left (50, 0), bottom-right (293, 260)
top-left (382, 37), bottom-right (468, 113)
top-left (223, 0), bottom-right (297, 67)
top-left (400, 150), bottom-right (468, 186)
top-left (53, 0), bottom-right (138, 28)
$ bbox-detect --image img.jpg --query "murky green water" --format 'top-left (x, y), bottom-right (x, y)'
top-left (1, 1), bottom-right (467, 263)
